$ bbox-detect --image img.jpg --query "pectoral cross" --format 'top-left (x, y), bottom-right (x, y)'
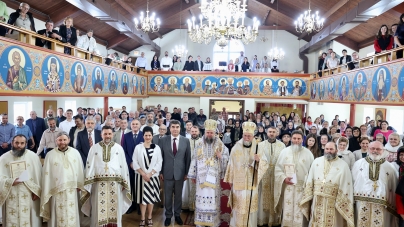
top-left (372, 181), bottom-right (379, 191)
top-left (104, 164), bottom-right (109, 172)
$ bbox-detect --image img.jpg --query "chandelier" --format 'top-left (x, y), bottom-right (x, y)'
top-left (216, 36), bottom-right (229, 49)
top-left (268, 47), bottom-right (285, 60)
top-left (172, 45), bottom-right (188, 58)
top-left (134, 0), bottom-right (160, 33)
top-left (187, 0), bottom-right (259, 45)
top-left (294, 0), bottom-right (324, 33)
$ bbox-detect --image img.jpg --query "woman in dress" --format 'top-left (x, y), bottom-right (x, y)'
top-left (348, 127), bottom-right (361, 151)
top-left (326, 51), bottom-right (339, 69)
top-left (374, 24), bottom-right (393, 54)
top-left (203, 57), bottom-right (213, 71)
top-left (150, 55), bottom-right (160, 70)
top-left (173, 57), bottom-right (182, 71)
top-left (373, 120), bottom-right (393, 140)
top-left (241, 57), bottom-right (250, 72)
top-left (132, 126), bottom-right (162, 227)
top-left (58, 17), bottom-right (77, 55)
top-left (182, 55), bottom-right (194, 71)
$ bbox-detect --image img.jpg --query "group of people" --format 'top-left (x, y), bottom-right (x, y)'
top-left (318, 16), bottom-right (404, 77)
top-left (2, 104), bottom-right (404, 227)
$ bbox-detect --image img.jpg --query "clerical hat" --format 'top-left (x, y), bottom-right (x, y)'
top-left (204, 119), bottom-right (217, 131)
top-left (242, 122), bottom-right (256, 134)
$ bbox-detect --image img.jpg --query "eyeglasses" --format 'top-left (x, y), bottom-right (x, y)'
top-left (369, 147), bottom-right (383, 152)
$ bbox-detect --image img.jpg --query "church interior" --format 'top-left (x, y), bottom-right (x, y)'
top-left (1, 0), bottom-right (404, 226)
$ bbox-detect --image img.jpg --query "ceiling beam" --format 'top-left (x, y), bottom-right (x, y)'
top-left (298, 0), bottom-right (349, 40)
top-left (255, 0), bottom-right (297, 21)
top-left (334, 36), bottom-right (359, 52)
top-left (262, 10), bottom-right (271, 26)
top-left (2, 0), bottom-right (49, 21)
top-left (358, 36), bottom-right (375, 49)
top-left (159, 1), bottom-right (199, 22)
top-left (66, 0), bottom-right (160, 52)
top-left (300, 0), bottom-right (403, 53)
top-left (107, 34), bottom-right (130, 49)
top-left (50, 6), bottom-right (83, 27)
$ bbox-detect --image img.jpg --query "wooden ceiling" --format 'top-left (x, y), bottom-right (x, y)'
top-left (4, 0), bottom-right (403, 54)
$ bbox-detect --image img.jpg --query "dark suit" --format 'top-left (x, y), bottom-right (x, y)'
top-left (152, 134), bottom-right (165, 144)
top-left (193, 60), bottom-right (204, 71)
top-left (340, 55), bottom-right (352, 65)
top-left (122, 131), bottom-right (144, 209)
top-left (35, 29), bottom-right (60, 49)
top-left (158, 135), bottom-right (191, 218)
top-left (58, 25), bottom-right (77, 45)
top-left (25, 117), bottom-right (46, 152)
top-left (76, 129), bottom-right (101, 165)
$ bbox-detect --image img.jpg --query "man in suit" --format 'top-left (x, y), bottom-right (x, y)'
top-left (122, 119), bottom-right (144, 214)
top-left (44, 109), bottom-right (60, 129)
top-left (76, 116), bottom-right (101, 165)
top-left (113, 119), bottom-right (130, 145)
top-left (68, 115), bottom-right (85, 148)
top-left (193, 55), bottom-right (204, 71)
top-left (26, 111), bottom-right (46, 152)
top-left (158, 120), bottom-right (191, 226)
top-left (153, 124), bottom-right (167, 144)
top-left (35, 20), bottom-right (62, 49)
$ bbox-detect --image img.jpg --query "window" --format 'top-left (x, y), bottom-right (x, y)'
top-left (14, 102), bottom-right (32, 124)
top-left (363, 107), bottom-right (374, 124)
top-left (65, 101), bottom-right (76, 113)
top-left (212, 39), bottom-right (245, 69)
top-left (388, 109), bottom-right (404, 134)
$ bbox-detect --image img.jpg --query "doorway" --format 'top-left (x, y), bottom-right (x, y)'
top-left (209, 99), bottom-right (244, 119)
top-left (256, 103), bottom-right (306, 119)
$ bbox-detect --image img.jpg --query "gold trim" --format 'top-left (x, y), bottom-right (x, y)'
top-left (99, 141), bottom-right (116, 163)
top-left (364, 156), bottom-right (385, 181)
top-left (354, 196), bottom-right (399, 218)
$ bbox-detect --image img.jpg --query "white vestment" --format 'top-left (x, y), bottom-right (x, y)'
top-left (300, 156), bottom-right (355, 227)
top-left (40, 147), bottom-right (85, 227)
top-left (257, 140), bottom-right (285, 226)
top-left (182, 137), bottom-right (201, 211)
top-left (224, 139), bottom-right (269, 227)
top-left (0, 149), bottom-right (42, 227)
top-left (81, 141), bottom-right (131, 227)
top-left (352, 157), bottom-right (399, 227)
top-left (188, 137), bottom-right (229, 227)
top-left (274, 146), bottom-right (314, 227)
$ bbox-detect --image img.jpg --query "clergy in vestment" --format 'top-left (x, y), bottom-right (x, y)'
top-left (182, 126), bottom-right (201, 211)
top-left (274, 130), bottom-right (314, 226)
top-left (257, 126), bottom-right (285, 226)
top-left (40, 131), bottom-right (85, 227)
top-left (300, 142), bottom-right (354, 227)
top-left (224, 122), bottom-right (269, 227)
top-left (188, 120), bottom-right (229, 227)
top-left (0, 135), bottom-right (42, 227)
top-left (352, 141), bottom-right (399, 227)
top-left (81, 125), bottom-right (131, 227)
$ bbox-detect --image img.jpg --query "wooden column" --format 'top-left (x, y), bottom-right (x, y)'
top-left (349, 103), bottom-right (356, 126)
top-left (103, 97), bottom-right (108, 121)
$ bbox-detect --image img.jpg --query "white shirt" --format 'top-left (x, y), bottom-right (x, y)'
top-left (140, 124), bottom-right (159, 135)
top-left (185, 132), bottom-right (191, 139)
top-left (135, 57), bottom-right (147, 67)
top-left (160, 56), bottom-right (173, 70)
top-left (76, 35), bottom-right (99, 54)
top-left (59, 119), bottom-right (75, 133)
top-left (171, 135), bottom-right (180, 151)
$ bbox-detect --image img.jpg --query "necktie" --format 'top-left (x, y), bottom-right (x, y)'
top-left (121, 131), bottom-right (125, 145)
top-left (173, 138), bottom-right (177, 156)
top-left (88, 132), bottom-right (93, 147)
top-left (133, 133), bottom-right (137, 143)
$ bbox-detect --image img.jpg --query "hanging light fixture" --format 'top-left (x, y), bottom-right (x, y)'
top-left (134, 0), bottom-right (160, 33)
top-left (294, 0), bottom-right (324, 34)
top-left (216, 35), bottom-right (229, 49)
top-left (187, 0), bottom-right (259, 45)
top-left (268, 0), bottom-right (285, 60)
top-left (172, 0), bottom-right (188, 58)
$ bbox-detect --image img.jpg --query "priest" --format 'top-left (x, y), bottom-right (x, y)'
top-left (0, 134), bottom-right (42, 227)
top-left (352, 141), bottom-right (399, 226)
top-left (224, 122), bottom-right (269, 227)
top-left (40, 131), bottom-right (85, 226)
top-left (300, 142), bottom-right (354, 226)
top-left (81, 125), bottom-right (131, 227)
top-left (257, 126), bottom-right (285, 226)
top-left (188, 120), bottom-right (229, 226)
top-left (182, 125), bottom-right (201, 211)
top-left (274, 130), bottom-right (314, 226)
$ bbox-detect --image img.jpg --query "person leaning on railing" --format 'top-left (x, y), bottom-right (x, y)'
top-left (35, 20), bottom-right (62, 49)
top-left (394, 13), bottom-right (404, 59)
top-left (0, 0), bottom-right (9, 36)
top-left (58, 16), bottom-right (77, 55)
top-left (374, 24), bottom-right (393, 54)
top-left (7, 2), bottom-right (36, 34)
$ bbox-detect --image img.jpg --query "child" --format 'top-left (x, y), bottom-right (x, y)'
top-left (222, 126), bottom-right (233, 151)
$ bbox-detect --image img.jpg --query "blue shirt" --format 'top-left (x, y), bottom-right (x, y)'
top-left (15, 124), bottom-right (33, 140)
top-left (0, 123), bottom-right (15, 144)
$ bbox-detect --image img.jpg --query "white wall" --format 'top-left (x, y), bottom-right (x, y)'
top-left (359, 44), bottom-right (374, 58)
top-left (308, 102), bottom-right (351, 123)
top-left (355, 104), bottom-right (404, 133)
top-left (143, 96), bottom-right (201, 113)
top-left (134, 29), bottom-right (307, 73)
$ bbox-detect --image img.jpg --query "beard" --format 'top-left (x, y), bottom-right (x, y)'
top-left (58, 144), bottom-right (68, 151)
top-left (205, 137), bottom-right (214, 144)
top-left (268, 137), bottom-right (276, 143)
top-left (191, 134), bottom-right (199, 140)
top-left (291, 144), bottom-right (302, 153)
top-left (49, 126), bottom-right (56, 131)
top-left (369, 153), bottom-right (382, 161)
top-left (11, 147), bottom-right (25, 157)
top-left (243, 140), bottom-right (252, 147)
top-left (324, 152), bottom-right (337, 161)
top-left (104, 138), bottom-right (112, 144)
top-left (147, 119), bottom-right (153, 124)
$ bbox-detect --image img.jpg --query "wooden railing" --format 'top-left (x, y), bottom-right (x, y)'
top-left (1, 23), bottom-right (148, 74)
top-left (311, 46), bottom-right (404, 78)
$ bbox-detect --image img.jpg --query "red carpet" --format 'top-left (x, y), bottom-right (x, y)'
top-left (220, 179), bottom-right (232, 227)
